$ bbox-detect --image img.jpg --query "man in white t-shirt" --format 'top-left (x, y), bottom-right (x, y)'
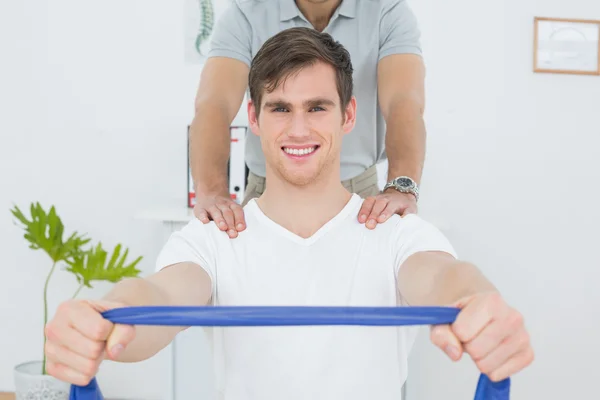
top-left (44, 27), bottom-right (533, 400)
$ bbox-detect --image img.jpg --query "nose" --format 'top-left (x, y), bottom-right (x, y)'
top-left (287, 113), bottom-right (311, 139)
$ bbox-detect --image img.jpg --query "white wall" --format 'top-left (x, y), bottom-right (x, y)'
top-left (0, 0), bottom-right (238, 397)
top-left (0, 0), bottom-right (598, 399)
top-left (405, 0), bottom-right (600, 399)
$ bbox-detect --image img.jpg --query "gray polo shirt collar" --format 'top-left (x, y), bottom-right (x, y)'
top-left (279, 0), bottom-right (356, 22)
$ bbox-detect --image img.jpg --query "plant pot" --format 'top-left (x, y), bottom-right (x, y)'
top-left (13, 361), bottom-right (70, 400)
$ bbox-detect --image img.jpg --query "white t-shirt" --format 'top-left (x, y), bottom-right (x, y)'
top-left (156, 194), bottom-right (457, 400)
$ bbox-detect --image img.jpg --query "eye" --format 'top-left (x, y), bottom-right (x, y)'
top-left (310, 106), bottom-right (325, 112)
top-left (272, 107), bottom-right (288, 112)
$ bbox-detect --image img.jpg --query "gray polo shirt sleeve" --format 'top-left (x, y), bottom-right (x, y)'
top-left (207, 2), bottom-right (253, 66)
top-left (379, 0), bottom-right (422, 60)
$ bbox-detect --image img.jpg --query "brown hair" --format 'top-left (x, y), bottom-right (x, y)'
top-left (248, 27), bottom-right (354, 117)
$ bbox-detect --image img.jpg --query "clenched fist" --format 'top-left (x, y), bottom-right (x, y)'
top-left (430, 291), bottom-right (534, 382)
top-left (44, 299), bottom-right (135, 386)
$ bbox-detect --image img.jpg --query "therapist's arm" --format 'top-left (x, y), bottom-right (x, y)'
top-left (378, 53), bottom-right (426, 186)
top-left (398, 251), bottom-right (534, 382)
top-left (101, 262), bottom-right (212, 362)
top-left (359, 55), bottom-right (426, 225)
top-left (189, 57), bottom-right (249, 236)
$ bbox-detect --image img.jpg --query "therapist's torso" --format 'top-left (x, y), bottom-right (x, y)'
top-left (207, 0), bottom-right (423, 181)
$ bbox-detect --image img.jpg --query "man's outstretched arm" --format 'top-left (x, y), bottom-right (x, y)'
top-left (44, 262), bottom-right (212, 385)
top-left (101, 262), bottom-right (212, 362)
top-left (397, 251), bottom-right (496, 306)
top-left (397, 251), bottom-right (534, 382)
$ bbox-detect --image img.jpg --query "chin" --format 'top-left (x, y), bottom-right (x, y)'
top-left (279, 168), bottom-right (320, 187)
top-left (266, 147), bottom-right (337, 186)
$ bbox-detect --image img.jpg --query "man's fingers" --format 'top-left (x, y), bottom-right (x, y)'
top-left (218, 204), bottom-right (237, 235)
top-left (487, 345), bottom-right (535, 382)
top-left (462, 319), bottom-right (510, 363)
top-left (470, 326), bottom-right (529, 377)
top-left (444, 294), bottom-right (533, 381)
top-left (44, 300), bottom-right (131, 386)
top-left (193, 196), bottom-right (246, 238)
top-left (194, 207), bottom-right (210, 223)
top-left (45, 340), bottom-right (99, 380)
top-left (451, 293), bottom-right (505, 343)
top-left (230, 203), bottom-right (246, 232)
top-left (366, 198), bottom-right (388, 228)
top-left (45, 360), bottom-right (94, 386)
top-left (106, 324), bottom-right (136, 360)
top-left (45, 321), bottom-right (104, 360)
top-left (217, 202), bottom-right (247, 238)
top-left (377, 203), bottom-right (398, 222)
top-left (62, 302), bottom-right (113, 343)
top-left (206, 206), bottom-right (228, 231)
top-left (358, 196), bottom-right (376, 223)
top-left (430, 324), bottom-right (463, 361)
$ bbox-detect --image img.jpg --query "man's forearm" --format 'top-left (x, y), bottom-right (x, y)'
top-left (101, 277), bottom-right (183, 363)
top-left (399, 253), bottom-right (498, 306)
top-left (189, 101), bottom-right (233, 196)
top-left (385, 101), bottom-right (426, 184)
top-left (429, 261), bottom-right (498, 306)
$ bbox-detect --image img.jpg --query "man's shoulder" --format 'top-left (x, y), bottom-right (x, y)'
top-left (361, 210), bottom-right (440, 238)
top-left (216, 0), bottom-right (283, 32)
top-left (386, 213), bottom-right (438, 232)
top-left (177, 217), bottom-right (225, 241)
top-left (225, 0), bottom-right (408, 22)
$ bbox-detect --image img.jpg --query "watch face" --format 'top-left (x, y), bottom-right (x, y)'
top-left (395, 177), bottom-right (414, 189)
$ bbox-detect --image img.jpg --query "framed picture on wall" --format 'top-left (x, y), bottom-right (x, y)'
top-left (183, 0), bottom-right (234, 64)
top-left (533, 17), bottom-right (600, 75)
top-left (187, 125), bottom-right (249, 208)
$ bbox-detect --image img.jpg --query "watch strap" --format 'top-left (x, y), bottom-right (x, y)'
top-left (383, 177), bottom-right (419, 202)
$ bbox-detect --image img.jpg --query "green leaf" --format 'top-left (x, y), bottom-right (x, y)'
top-left (65, 242), bottom-right (142, 288)
top-left (10, 203), bottom-right (89, 263)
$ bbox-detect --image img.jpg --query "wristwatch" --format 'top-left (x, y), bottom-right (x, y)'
top-left (383, 176), bottom-right (419, 202)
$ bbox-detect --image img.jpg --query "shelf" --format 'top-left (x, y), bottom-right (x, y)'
top-left (134, 207), bottom-right (195, 223)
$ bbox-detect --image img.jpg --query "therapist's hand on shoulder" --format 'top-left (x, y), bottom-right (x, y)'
top-left (429, 291), bottom-right (534, 382)
top-left (358, 190), bottom-right (417, 229)
top-left (44, 299), bottom-right (135, 386)
top-left (194, 193), bottom-right (246, 238)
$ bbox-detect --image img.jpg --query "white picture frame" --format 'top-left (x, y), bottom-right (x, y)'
top-left (534, 17), bottom-right (600, 75)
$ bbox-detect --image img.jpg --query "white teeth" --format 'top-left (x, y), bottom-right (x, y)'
top-left (283, 146), bottom-right (317, 156)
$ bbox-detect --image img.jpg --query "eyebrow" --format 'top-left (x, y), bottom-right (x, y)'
top-left (263, 98), bottom-right (336, 109)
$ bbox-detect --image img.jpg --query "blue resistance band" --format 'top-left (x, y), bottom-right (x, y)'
top-left (69, 305), bottom-right (511, 400)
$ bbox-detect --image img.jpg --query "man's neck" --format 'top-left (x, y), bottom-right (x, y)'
top-left (295, 0), bottom-right (342, 31)
top-left (255, 169), bottom-right (353, 239)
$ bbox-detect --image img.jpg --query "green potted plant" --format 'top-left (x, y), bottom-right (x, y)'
top-left (10, 202), bottom-right (143, 400)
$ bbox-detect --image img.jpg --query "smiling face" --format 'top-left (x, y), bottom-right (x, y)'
top-left (248, 61), bottom-right (356, 187)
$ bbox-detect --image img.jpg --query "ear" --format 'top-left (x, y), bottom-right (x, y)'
top-left (341, 96), bottom-right (357, 135)
top-left (247, 99), bottom-right (260, 136)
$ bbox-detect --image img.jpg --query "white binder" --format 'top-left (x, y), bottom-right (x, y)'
top-left (188, 125), bottom-right (248, 207)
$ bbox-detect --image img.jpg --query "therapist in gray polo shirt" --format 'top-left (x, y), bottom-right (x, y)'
top-left (190, 0), bottom-right (426, 239)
